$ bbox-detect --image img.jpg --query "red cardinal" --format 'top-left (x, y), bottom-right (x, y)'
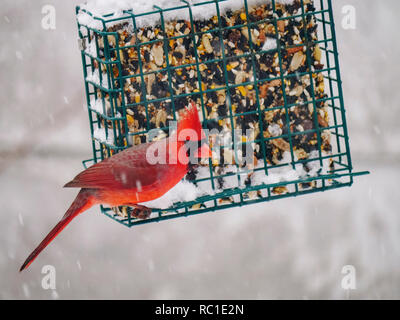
top-left (20, 102), bottom-right (211, 271)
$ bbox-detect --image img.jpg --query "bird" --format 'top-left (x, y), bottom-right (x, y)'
top-left (20, 102), bottom-right (211, 271)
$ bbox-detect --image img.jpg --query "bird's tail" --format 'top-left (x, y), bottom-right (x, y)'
top-left (19, 188), bottom-right (96, 272)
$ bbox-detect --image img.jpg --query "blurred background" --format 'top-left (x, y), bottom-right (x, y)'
top-left (0, 0), bottom-right (399, 299)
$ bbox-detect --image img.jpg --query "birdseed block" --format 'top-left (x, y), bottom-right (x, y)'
top-left (76, 0), bottom-right (367, 227)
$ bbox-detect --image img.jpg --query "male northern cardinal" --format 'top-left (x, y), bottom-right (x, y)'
top-left (20, 102), bottom-right (211, 271)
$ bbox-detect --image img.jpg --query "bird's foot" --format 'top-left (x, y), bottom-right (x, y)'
top-left (126, 204), bottom-right (152, 220)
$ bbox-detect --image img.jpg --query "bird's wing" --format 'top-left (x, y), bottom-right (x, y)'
top-left (64, 141), bottom-right (170, 190)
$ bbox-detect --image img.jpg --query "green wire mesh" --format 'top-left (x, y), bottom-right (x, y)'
top-left (76, 0), bottom-right (368, 228)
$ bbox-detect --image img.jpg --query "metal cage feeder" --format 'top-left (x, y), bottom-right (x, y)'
top-left (75, 0), bottom-right (369, 227)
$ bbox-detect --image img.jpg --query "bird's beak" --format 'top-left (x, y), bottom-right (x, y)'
top-left (194, 142), bottom-right (212, 159)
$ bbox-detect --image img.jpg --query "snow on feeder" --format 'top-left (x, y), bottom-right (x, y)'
top-left (76, 0), bottom-right (368, 227)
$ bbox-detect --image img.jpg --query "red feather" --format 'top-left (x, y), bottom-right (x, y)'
top-left (20, 103), bottom-right (209, 271)
top-left (64, 141), bottom-right (170, 190)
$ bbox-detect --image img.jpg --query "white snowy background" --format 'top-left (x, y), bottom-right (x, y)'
top-left (0, 0), bottom-right (399, 299)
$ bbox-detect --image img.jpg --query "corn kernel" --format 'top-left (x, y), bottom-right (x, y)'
top-left (127, 114), bottom-right (134, 125)
top-left (135, 94), bottom-right (140, 103)
top-left (238, 86), bottom-right (247, 96)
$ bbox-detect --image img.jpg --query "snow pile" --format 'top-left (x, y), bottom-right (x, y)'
top-left (141, 179), bottom-right (201, 208)
top-left (251, 151), bottom-right (306, 186)
top-left (195, 165), bottom-right (216, 195)
top-left (90, 98), bottom-right (122, 117)
top-left (86, 69), bottom-right (109, 88)
top-left (306, 150), bottom-right (331, 177)
top-left (141, 165), bottom-right (243, 209)
top-left (85, 39), bottom-right (97, 57)
top-left (141, 150), bottom-right (331, 210)
top-left (78, 0), bottom-right (295, 30)
top-left (89, 98), bottom-right (105, 114)
top-left (93, 127), bottom-right (115, 144)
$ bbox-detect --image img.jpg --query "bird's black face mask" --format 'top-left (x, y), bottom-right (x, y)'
top-left (184, 138), bottom-right (209, 165)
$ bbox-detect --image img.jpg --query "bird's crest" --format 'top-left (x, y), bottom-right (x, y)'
top-left (177, 101), bottom-right (204, 141)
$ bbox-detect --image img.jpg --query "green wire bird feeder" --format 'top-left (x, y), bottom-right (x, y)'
top-left (75, 0), bottom-right (368, 227)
